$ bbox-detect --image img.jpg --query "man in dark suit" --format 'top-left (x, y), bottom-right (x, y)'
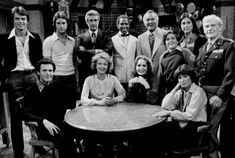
top-left (0, 6), bottom-right (43, 158)
top-left (76, 9), bottom-right (113, 90)
top-left (196, 14), bottom-right (235, 158)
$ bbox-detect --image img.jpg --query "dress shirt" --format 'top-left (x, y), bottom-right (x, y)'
top-left (8, 28), bottom-right (35, 71)
top-left (43, 32), bottom-right (75, 76)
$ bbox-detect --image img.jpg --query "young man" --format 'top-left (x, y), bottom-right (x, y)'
top-left (196, 14), bottom-right (235, 158)
top-left (76, 9), bottom-right (113, 90)
top-left (0, 6), bottom-right (43, 158)
top-left (43, 11), bottom-right (77, 107)
top-left (112, 15), bottom-right (137, 90)
top-left (22, 58), bottom-right (77, 158)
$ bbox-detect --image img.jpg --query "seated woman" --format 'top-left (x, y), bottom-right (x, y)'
top-left (126, 55), bottom-right (157, 104)
top-left (81, 51), bottom-right (126, 106)
top-left (153, 64), bottom-right (207, 150)
top-left (156, 31), bottom-right (195, 104)
top-left (80, 52), bottom-right (126, 158)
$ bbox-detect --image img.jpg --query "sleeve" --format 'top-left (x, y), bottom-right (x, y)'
top-left (42, 37), bottom-right (52, 59)
top-left (80, 76), bottom-right (97, 106)
top-left (171, 88), bottom-right (207, 121)
top-left (136, 37), bottom-right (143, 56)
top-left (112, 75), bottom-right (126, 102)
top-left (181, 48), bottom-right (195, 67)
top-left (146, 89), bottom-right (158, 105)
top-left (103, 34), bottom-right (113, 56)
top-left (161, 91), bottom-right (180, 110)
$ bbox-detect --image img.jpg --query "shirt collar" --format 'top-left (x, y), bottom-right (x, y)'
top-left (208, 35), bottom-right (221, 45)
top-left (8, 28), bottom-right (35, 39)
top-left (188, 83), bottom-right (197, 93)
top-left (51, 32), bottom-right (73, 41)
top-left (168, 46), bottom-right (182, 52)
top-left (36, 79), bottom-right (52, 92)
top-left (89, 29), bottom-right (98, 36)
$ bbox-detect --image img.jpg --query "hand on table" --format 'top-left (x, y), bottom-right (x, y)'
top-left (152, 110), bottom-right (171, 117)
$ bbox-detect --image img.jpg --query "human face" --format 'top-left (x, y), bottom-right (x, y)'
top-left (165, 33), bottom-right (178, 50)
top-left (87, 15), bottom-right (100, 32)
top-left (14, 13), bottom-right (28, 31)
top-left (37, 64), bottom-right (54, 84)
top-left (144, 13), bottom-right (158, 32)
top-left (96, 58), bottom-right (108, 75)
top-left (181, 18), bottom-right (193, 34)
top-left (203, 19), bottom-right (222, 40)
top-left (136, 59), bottom-right (148, 76)
top-left (55, 18), bottom-right (67, 34)
top-left (178, 74), bottom-right (192, 90)
top-left (117, 18), bottom-right (129, 34)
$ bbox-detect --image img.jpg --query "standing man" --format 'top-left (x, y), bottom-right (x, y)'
top-left (112, 14), bottom-right (137, 91)
top-left (76, 9), bottom-right (113, 90)
top-left (43, 11), bottom-right (76, 106)
top-left (136, 10), bottom-right (167, 94)
top-left (0, 6), bottom-right (43, 158)
top-left (196, 14), bottom-right (235, 158)
top-left (22, 58), bottom-right (77, 158)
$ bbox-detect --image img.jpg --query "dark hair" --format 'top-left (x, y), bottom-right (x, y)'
top-left (52, 11), bottom-right (69, 28)
top-left (36, 58), bottom-right (56, 72)
top-left (133, 55), bottom-right (152, 84)
top-left (11, 6), bottom-right (29, 21)
top-left (174, 64), bottom-right (197, 83)
top-left (116, 14), bottom-right (129, 26)
top-left (179, 12), bottom-right (201, 36)
top-left (126, 82), bottom-right (147, 103)
top-left (163, 31), bottom-right (180, 45)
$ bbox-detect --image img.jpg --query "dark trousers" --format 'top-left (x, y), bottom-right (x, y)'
top-left (220, 95), bottom-right (234, 158)
top-left (37, 122), bottom-right (77, 158)
top-left (7, 72), bottom-right (37, 158)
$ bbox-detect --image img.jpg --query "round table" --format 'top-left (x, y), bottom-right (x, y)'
top-left (65, 102), bottom-right (165, 133)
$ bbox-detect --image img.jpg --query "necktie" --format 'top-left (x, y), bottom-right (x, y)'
top-left (207, 42), bottom-right (212, 52)
top-left (92, 32), bottom-right (96, 43)
top-left (149, 33), bottom-right (155, 52)
top-left (179, 90), bottom-right (185, 112)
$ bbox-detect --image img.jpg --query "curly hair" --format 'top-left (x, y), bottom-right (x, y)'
top-left (90, 52), bottom-right (113, 74)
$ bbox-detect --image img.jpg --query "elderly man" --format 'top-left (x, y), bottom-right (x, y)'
top-left (76, 9), bottom-right (113, 90)
top-left (0, 6), bottom-right (42, 158)
top-left (195, 14), bottom-right (235, 158)
top-left (112, 14), bottom-right (137, 90)
top-left (136, 10), bottom-right (167, 100)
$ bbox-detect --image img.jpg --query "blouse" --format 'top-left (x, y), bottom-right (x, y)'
top-left (81, 74), bottom-right (126, 106)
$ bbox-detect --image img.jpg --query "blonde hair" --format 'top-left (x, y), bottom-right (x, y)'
top-left (91, 52), bottom-right (113, 74)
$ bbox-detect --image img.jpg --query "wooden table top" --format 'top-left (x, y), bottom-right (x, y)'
top-left (65, 102), bottom-right (165, 133)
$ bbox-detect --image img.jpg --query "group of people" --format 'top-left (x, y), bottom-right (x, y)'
top-left (0, 5), bottom-right (234, 158)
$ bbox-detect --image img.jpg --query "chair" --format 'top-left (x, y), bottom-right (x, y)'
top-left (165, 109), bottom-right (215, 158)
top-left (0, 92), bottom-right (11, 148)
top-left (24, 121), bottom-right (59, 158)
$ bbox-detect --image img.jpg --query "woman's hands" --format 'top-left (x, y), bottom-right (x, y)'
top-left (128, 76), bottom-right (150, 89)
top-left (99, 97), bottom-right (117, 106)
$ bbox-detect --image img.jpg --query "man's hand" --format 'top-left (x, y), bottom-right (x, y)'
top-left (209, 95), bottom-right (222, 108)
top-left (42, 119), bottom-right (60, 136)
top-left (79, 46), bottom-right (86, 51)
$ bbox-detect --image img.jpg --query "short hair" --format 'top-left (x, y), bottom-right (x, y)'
top-left (202, 14), bottom-right (223, 26)
top-left (52, 11), bottom-right (69, 28)
top-left (174, 64), bottom-right (197, 83)
top-left (90, 52), bottom-right (113, 74)
top-left (85, 9), bottom-right (100, 22)
top-left (36, 58), bottom-right (56, 72)
top-left (143, 10), bottom-right (159, 24)
top-left (163, 31), bottom-right (180, 45)
top-left (179, 12), bottom-right (201, 35)
top-left (116, 14), bottom-right (129, 26)
top-left (133, 55), bottom-right (153, 83)
top-left (11, 6), bottom-right (29, 21)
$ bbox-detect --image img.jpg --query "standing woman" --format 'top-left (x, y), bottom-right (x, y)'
top-left (179, 12), bottom-right (206, 57)
top-left (126, 55), bottom-right (157, 104)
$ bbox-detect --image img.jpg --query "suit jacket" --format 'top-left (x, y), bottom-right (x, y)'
top-left (0, 31), bottom-right (43, 81)
top-left (196, 36), bottom-right (235, 101)
top-left (76, 29), bottom-right (113, 86)
top-left (137, 27), bottom-right (167, 76)
top-left (112, 33), bottom-right (137, 83)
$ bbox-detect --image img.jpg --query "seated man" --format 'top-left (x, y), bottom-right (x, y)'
top-left (21, 58), bottom-right (77, 158)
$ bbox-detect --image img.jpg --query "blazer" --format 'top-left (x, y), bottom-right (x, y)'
top-left (112, 33), bottom-right (137, 83)
top-left (137, 27), bottom-right (167, 75)
top-left (196, 36), bottom-right (235, 101)
top-left (76, 29), bottom-right (113, 87)
top-left (0, 31), bottom-right (43, 81)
